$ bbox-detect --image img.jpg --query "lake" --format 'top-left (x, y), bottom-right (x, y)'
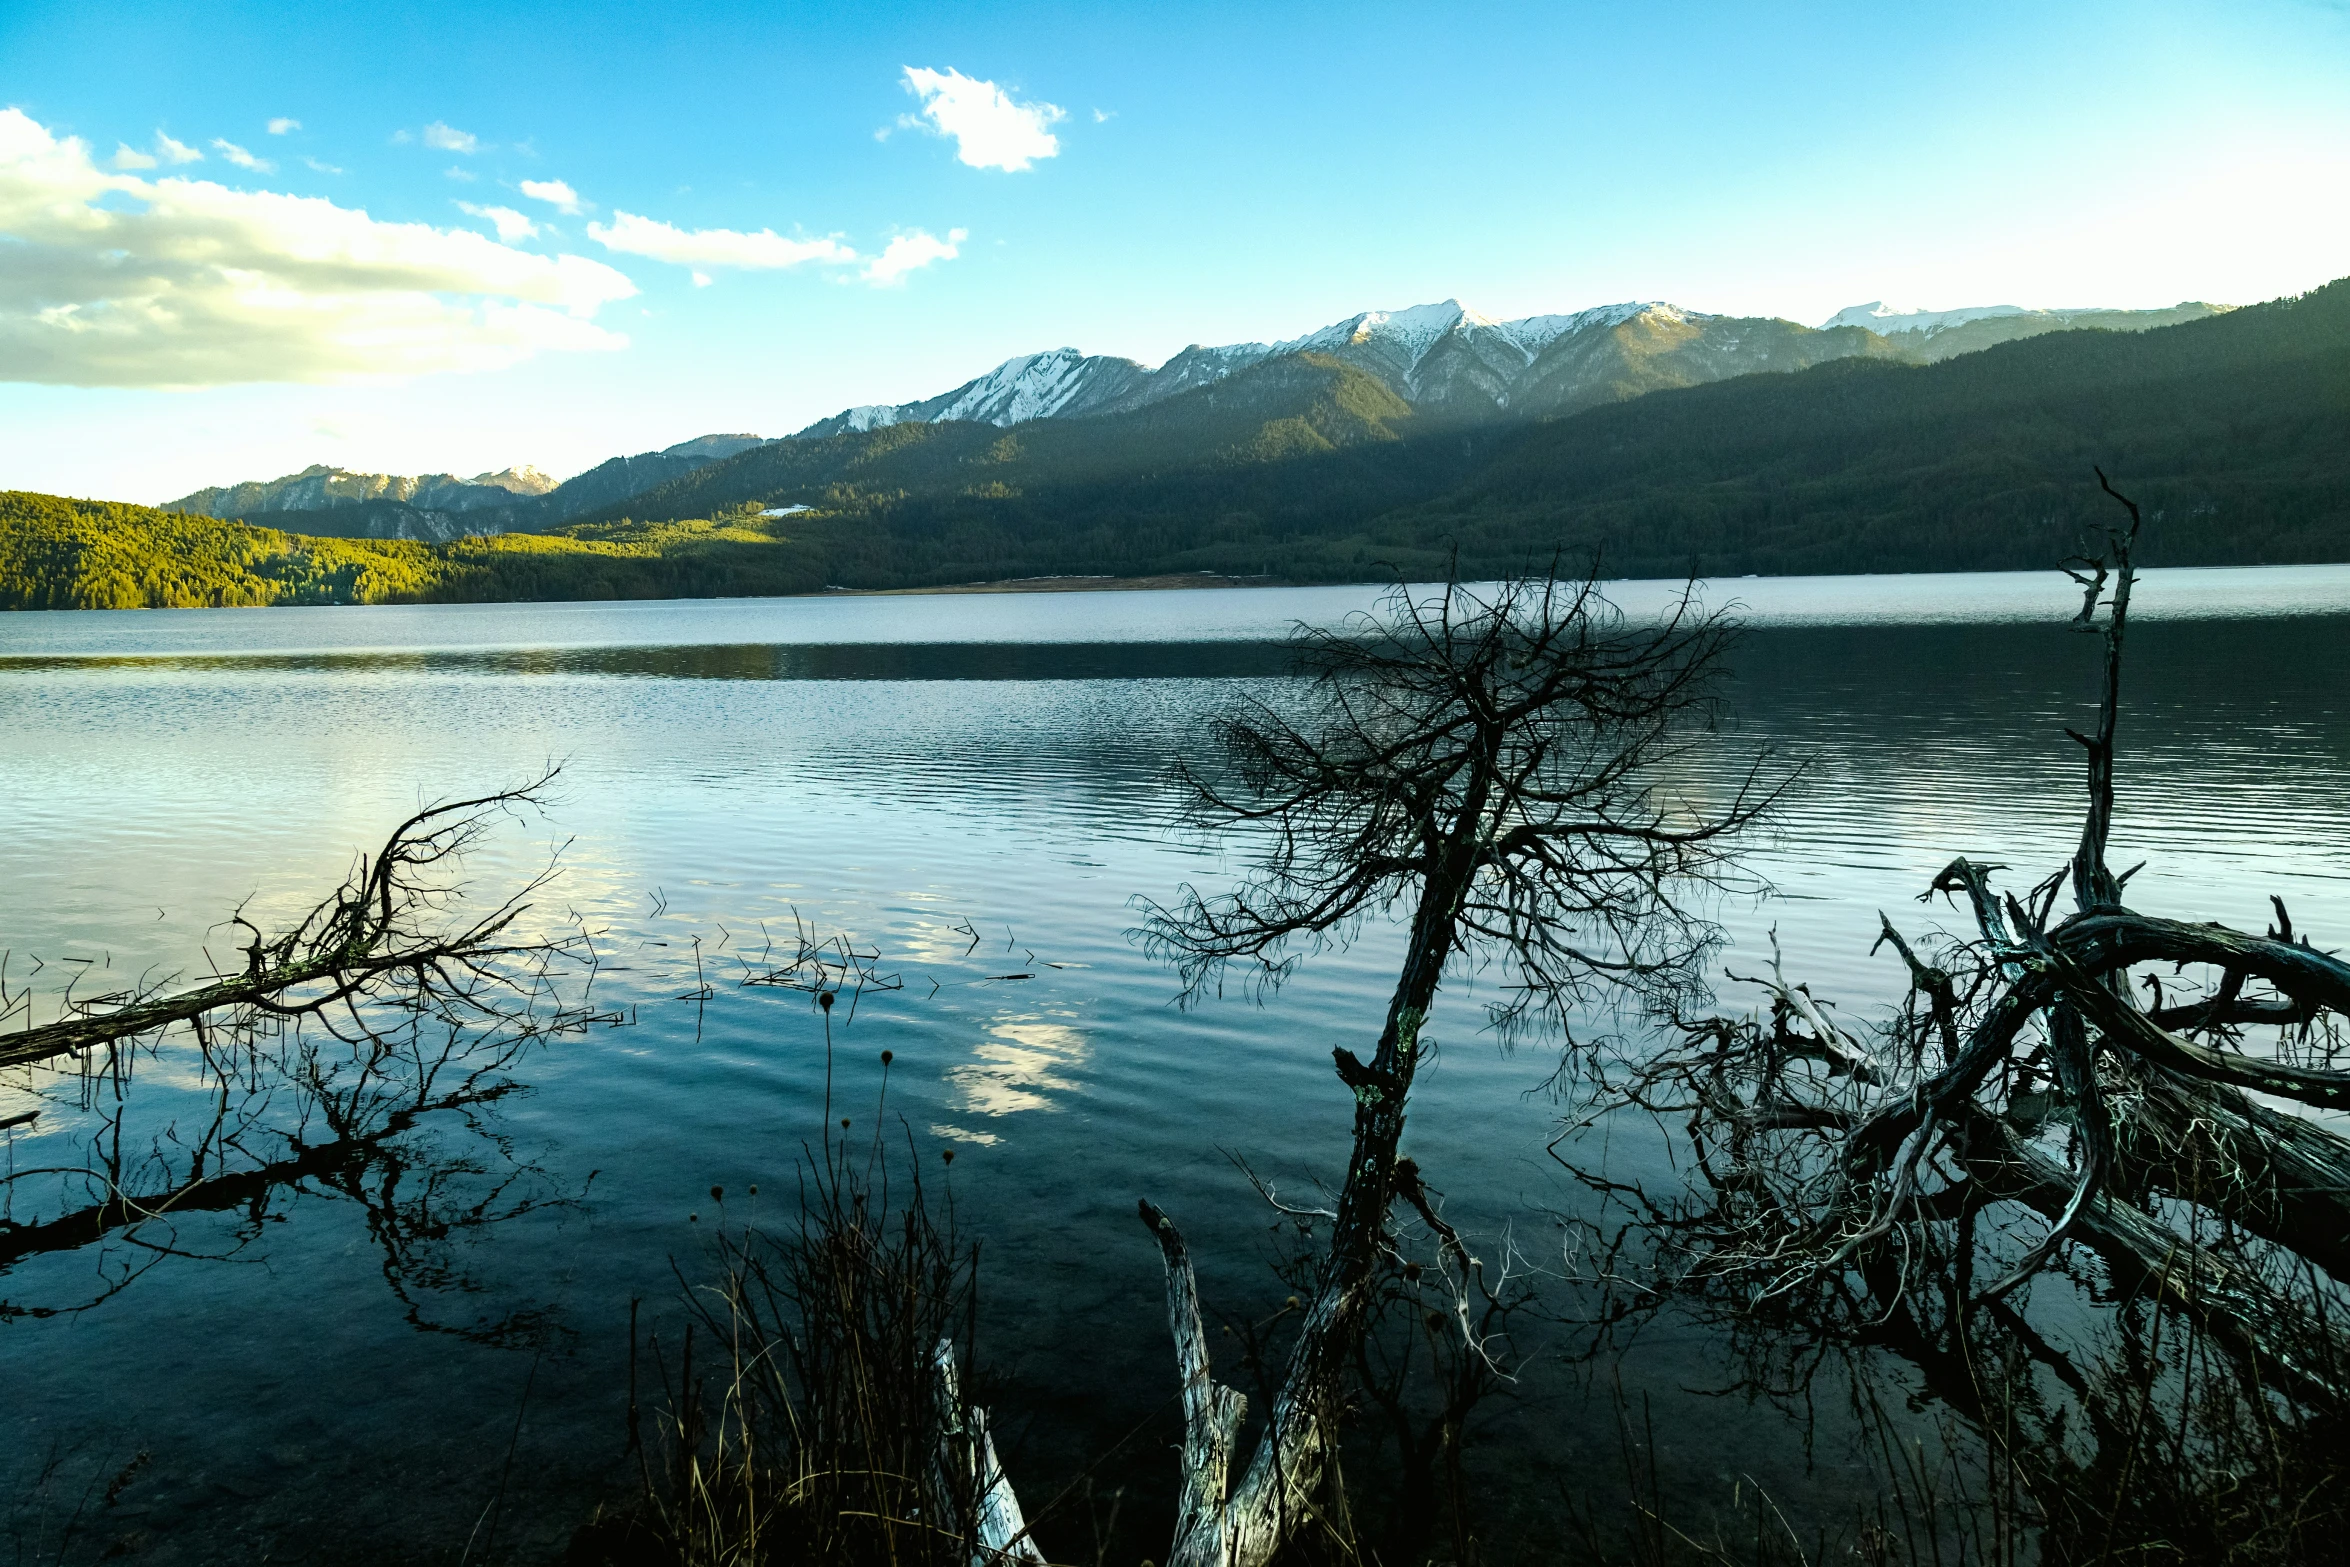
top-left (6, 566), bottom-right (2350, 1562)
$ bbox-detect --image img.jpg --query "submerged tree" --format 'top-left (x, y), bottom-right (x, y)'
top-left (1119, 572), bottom-right (1782, 1567)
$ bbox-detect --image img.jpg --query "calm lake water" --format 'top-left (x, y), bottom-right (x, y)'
top-left (5, 566), bottom-right (2350, 1562)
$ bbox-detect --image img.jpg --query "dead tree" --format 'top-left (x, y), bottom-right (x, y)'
top-left (1121, 572), bottom-right (1782, 1567)
top-left (1550, 475), bottom-right (2350, 1506)
top-left (1821, 476), bottom-right (2350, 1311)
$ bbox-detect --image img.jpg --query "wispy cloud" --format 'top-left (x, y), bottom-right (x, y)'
top-left (112, 143), bottom-right (157, 170)
top-left (587, 210), bottom-right (856, 269)
top-left (519, 178), bottom-right (584, 214)
top-left (304, 156), bottom-right (343, 175)
top-left (212, 138), bottom-right (274, 173)
top-left (423, 120), bottom-right (479, 153)
top-left (1093, 108), bottom-right (1114, 123)
top-left (267, 117), bottom-right (300, 136)
top-left (900, 67), bottom-right (1064, 172)
top-left (444, 166), bottom-right (477, 182)
top-left (459, 202), bottom-right (539, 242)
top-left (153, 132), bottom-right (203, 165)
top-left (0, 108), bottom-right (635, 388)
top-left (861, 227), bottom-right (964, 286)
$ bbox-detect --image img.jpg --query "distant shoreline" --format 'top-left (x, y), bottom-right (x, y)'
top-left (837, 572), bottom-right (1284, 596)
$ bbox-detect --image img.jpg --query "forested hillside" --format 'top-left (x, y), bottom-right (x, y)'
top-left (0, 492), bottom-right (437, 609)
top-left (1388, 277), bottom-right (2350, 577)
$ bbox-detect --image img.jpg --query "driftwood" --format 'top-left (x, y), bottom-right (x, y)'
top-left (930, 1338), bottom-right (1045, 1566)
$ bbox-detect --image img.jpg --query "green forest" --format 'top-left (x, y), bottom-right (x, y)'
top-left (0, 493), bottom-right (826, 611)
top-left (6, 277), bottom-right (2346, 609)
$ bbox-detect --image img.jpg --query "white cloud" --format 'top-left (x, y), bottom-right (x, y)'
top-left (0, 108), bottom-right (636, 388)
top-left (587, 210), bottom-right (857, 269)
top-left (423, 121), bottom-right (479, 153)
top-left (153, 132), bottom-right (203, 165)
top-left (900, 67), bottom-right (1064, 172)
top-left (860, 227), bottom-right (964, 287)
top-left (303, 156), bottom-right (343, 175)
top-left (212, 138), bottom-right (275, 173)
top-left (519, 177), bottom-right (583, 214)
top-left (1093, 108), bottom-right (1114, 123)
top-left (267, 117), bottom-right (300, 136)
top-left (459, 202), bottom-right (539, 242)
top-left (112, 143), bottom-right (157, 170)
top-left (691, 270), bottom-right (713, 288)
top-left (444, 165), bottom-right (477, 182)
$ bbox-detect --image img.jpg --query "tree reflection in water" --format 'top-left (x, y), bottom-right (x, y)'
top-left (2, 990), bottom-right (617, 1345)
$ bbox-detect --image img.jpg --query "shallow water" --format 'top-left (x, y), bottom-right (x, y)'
top-left (4, 571), bottom-right (2348, 1561)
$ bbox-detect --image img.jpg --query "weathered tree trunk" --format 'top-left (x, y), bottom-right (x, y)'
top-left (1145, 799), bottom-right (1485, 1567)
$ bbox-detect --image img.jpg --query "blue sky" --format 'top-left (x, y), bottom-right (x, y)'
top-left (4, 0), bottom-right (2348, 502)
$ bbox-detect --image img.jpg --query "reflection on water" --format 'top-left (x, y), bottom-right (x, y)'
top-left (941, 1012), bottom-right (1092, 1126)
top-left (3, 573), bottom-right (2349, 1560)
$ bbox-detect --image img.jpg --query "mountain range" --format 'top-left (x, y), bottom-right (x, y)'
top-left (163, 296), bottom-right (2222, 540)
top-left (12, 276), bottom-right (2343, 611)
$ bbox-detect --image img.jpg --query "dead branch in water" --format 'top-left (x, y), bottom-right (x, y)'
top-left (1, 772), bottom-right (606, 1328)
top-left (0, 771), bottom-right (577, 1072)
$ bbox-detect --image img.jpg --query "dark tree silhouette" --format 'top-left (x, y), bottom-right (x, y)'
top-left (1128, 571), bottom-right (1782, 1567)
top-left (1545, 478), bottom-right (2350, 1561)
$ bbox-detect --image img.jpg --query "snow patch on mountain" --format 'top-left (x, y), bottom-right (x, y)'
top-left (1499, 302), bottom-right (1707, 356)
top-left (1823, 301), bottom-right (2034, 334)
top-left (791, 288), bottom-right (2210, 442)
top-left (930, 348), bottom-right (1111, 425)
top-left (1281, 300), bottom-right (1493, 361)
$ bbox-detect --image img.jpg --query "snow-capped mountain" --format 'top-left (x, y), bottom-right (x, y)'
top-left (1821, 300), bottom-right (2226, 361)
top-left (791, 298), bottom-right (1889, 440)
top-left (795, 293), bottom-right (2235, 442)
